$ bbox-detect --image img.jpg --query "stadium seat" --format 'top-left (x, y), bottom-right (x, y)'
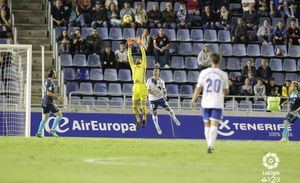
top-left (90, 68), bottom-right (103, 81)
top-left (285, 73), bottom-right (298, 81)
top-left (204, 30), bottom-right (217, 42)
top-left (180, 85), bottom-right (193, 97)
top-left (254, 101), bottom-right (267, 111)
top-left (81, 27), bottom-right (92, 39)
top-left (160, 70), bottom-right (173, 83)
top-left (70, 96), bottom-right (81, 105)
top-left (187, 71), bottom-right (200, 83)
top-left (146, 1), bottom-right (159, 11)
top-left (239, 100), bottom-right (253, 110)
top-left (261, 44), bottom-right (275, 57)
top-left (125, 98), bottom-right (133, 107)
top-left (94, 83), bottom-right (107, 95)
top-left (111, 41), bottom-right (122, 52)
top-left (220, 57), bottom-right (227, 70)
top-left (166, 84), bottom-right (179, 96)
top-left (66, 82), bottom-right (78, 95)
top-left (150, 28), bottom-right (159, 37)
top-left (271, 17), bottom-right (284, 27)
top-left (171, 56), bottom-right (184, 69)
top-left (269, 58), bottom-right (283, 71)
top-left (0, 38), bottom-right (7, 44)
top-left (136, 28), bottom-right (143, 37)
top-left (178, 43), bottom-right (193, 55)
top-left (147, 56), bottom-right (156, 68)
top-left (0, 81), bottom-right (4, 92)
top-left (110, 97), bottom-right (124, 107)
top-left (185, 57), bottom-right (198, 69)
top-left (123, 28), bottom-right (135, 39)
top-left (76, 68), bottom-right (89, 80)
top-left (109, 28), bottom-right (123, 40)
top-left (255, 58), bottom-right (262, 68)
top-left (275, 45), bottom-right (287, 56)
top-left (229, 3), bottom-right (241, 11)
top-left (108, 83), bottom-right (122, 96)
top-left (297, 59), bottom-right (300, 71)
top-left (233, 44), bottom-right (246, 56)
top-left (165, 29), bottom-right (176, 41)
top-left (283, 59), bottom-right (297, 72)
top-left (60, 54), bottom-right (72, 66)
top-left (174, 2), bottom-right (180, 11)
top-left (168, 98), bottom-right (179, 108)
top-left (87, 54), bottom-right (101, 66)
top-left (208, 43), bottom-right (219, 53)
top-left (118, 69), bottom-right (132, 82)
top-left (146, 70), bottom-right (153, 79)
top-left (192, 43), bottom-right (204, 55)
top-left (218, 30), bottom-right (231, 42)
top-left (159, 1), bottom-right (168, 11)
top-left (174, 70), bottom-right (187, 83)
top-left (104, 69), bottom-right (117, 81)
top-left (227, 58), bottom-right (241, 70)
top-left (63, 68), bottom-right (76, 80)
top-left (97, 27), bottom-right (108, 40)
top-left (79, 82), bottom-right (93, 94)
top-left (272, 73), bottom-right (285, 85)
top-left (82, 96), bottom-right (95, 106)
top-left (122, 83), bottom-right (133, 95)
top-left (241, 58), bottom-right (250, 69)
top-left (96, 97), bottom-right (109, 106)
top-left (225, 100), bottom-right (239, 111)
top-left (177, 29), bottom-right (190, 41)
top-left (68, 27), bottom-right (79, 37)
top-left (73, 54), bottom-right (87, 66)
top-left (220, 44), bottom-right (233, 56)
top-left (55, 26), bottom-right (65, 39)
top-left (229, 72), bottom-right (242, 78)
top-left (288, 45), bottom-right (300, 57)
top-left (190, 29), bottom-right (203, 41)
top-left (247, 44), bottom-right (260, 56)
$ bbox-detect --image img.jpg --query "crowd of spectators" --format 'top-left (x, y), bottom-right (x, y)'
top-left (0, 0), bottom-right (12, 39)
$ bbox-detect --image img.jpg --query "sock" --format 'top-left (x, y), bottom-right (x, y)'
top-left (208, 126), bottom-right (218, 148)
top-left (152, 115), bottom-right (159, 126)
top-left (141, 104), bottom-right (147, 120)
top-left (37, 120), bottom-right (46, 134)
top-left (169, 109), bottom-right (176, 120)
top-left (51, 116), bottom-right (62, 131)
top-left (204, 126), bottom-right (210, 147)
top-left (282, 124), bottom-right (289, 139)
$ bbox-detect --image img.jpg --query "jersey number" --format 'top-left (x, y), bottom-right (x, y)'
top-left (206, 79), bottom-right (221, 93)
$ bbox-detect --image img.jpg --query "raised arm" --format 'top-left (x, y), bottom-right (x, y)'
top-left (136, 37), bottom-right (147, 68)
top-left (127, 38), bottom-right (134, 68)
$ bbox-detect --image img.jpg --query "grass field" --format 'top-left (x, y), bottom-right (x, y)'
top-left (0, 137), bottom-right (299, 183)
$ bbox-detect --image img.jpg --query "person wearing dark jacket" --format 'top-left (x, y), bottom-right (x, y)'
top-left (91, 1), bottom-right (107, 28)
top-left (85, 28), bottom-right (103, 54)
top-left (242, 5), bottom-right (258, 30)
top-left (231, 17), bottom-right (247, 43)
top-left (162, 2), bottom-right (176, 29)
top-left (242, 59), bottom-right (256, 79)
top-left (147, 3), bottom-right (162, 28)
top-left (201, 5), bottom-right (216, 29)
top-left (102, 45), bottom-right (116, 69)
top-left (71, 28), bottom-right (83, 53)
top-left (257, 59), bottom-right (272, 84)
top-left (57, 29), bottom-right (71, 53)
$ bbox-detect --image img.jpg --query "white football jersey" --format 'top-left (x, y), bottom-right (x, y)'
top-left (146, 77), bottom-right (166, 101)
top-left (197, 68), bottom-right (229, 109)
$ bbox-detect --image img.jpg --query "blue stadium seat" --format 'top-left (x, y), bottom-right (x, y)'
top-left (97, 27), bottom-right (108, 40)
top-left (82, 96), bottom-right (95, 106)
top-left (261, 44), bottom-right (275, 57)
top-left (220, 44), bottom-right (233, 56)
top-left (225, 100), bottom-right (239, 110)
top-left (190, 29), bottom-right (203, 41)
top-left (68, 27), bottom-right (79, 37)
top-left (275, 45), bottom-right (287, 56)
top-left (218, 30), bottom-right (231, 42)
top-left (187, 71), bottom-right (199, 83)
top-left (146, 1), bottom-right (159, 11)
top-left (239, 100), bottom-right (253, 110)
top-left (160, 70), bottom-right (173, 83)
top-left (0, 38), bottom-right (7, 44)
top-left (81, 27), bottom-right (92, 39)
top-left (168, 98), bottom-right (179, 108)
top-left (146, 70), bottom-right (153, 79)
top-left (118, 69), bottom-right (132, 81)
top-left (180, 85), bottom-right (193, 97)
top-left (297, 59), bottom-right (300, 71)
top-left (0, 81), bottom-right (4, 92)
top-left (285, 73), bottom-right (298, 81)
top-left (253, 101), bottom-right (266, 111)
top-left (174, 70), bottom-right (187, 83)
top-left (227, 58), bottom-right (241, 70)
top-left (241, 58), bottom-right (252, 69)
top-left (271, 17), bottom-right (284, 27)
top-left (123, 28), bottom-right (135, 39)
top-left (76, 68), bottom-right (89, 80)
top-left (288, 45), bottom-right (300, 57)
top-left (229, 72), bottom-right (242, 78)
top-left (111, 41), bottom-right (122, 52)
top-left (233, 44), bottom-right (246, 56)
top-left (160, 1), bottom-right (168, 11)
top-left (255, 58), bottom-right (262, 68)
top-left (272, 73), bottom-right (285, 85)
top-left (90, 68), bottom-right (103, 81)
top-left (229, 3), bottom-right (241, 11)
top-left (177, 29), bottom-right (190, 41)
top-left (165, 29), bottom-right (176, 41)
top-left (147, 56), bottom-right (156, 68)
top-left (87, 54), bottom-right (101, 66)
top-left (66, 82), bottom-right (78, 95)
top-left (283, 59), bottom-right (297, 72)
top-left (204, 30), bottom-right (217, 42)
top-left (171, 56), bottom-right (184, 69)
top-left (110, 97), bottom-right (124, 107)
top-left (247, 44), bottom-right (260, 56)
top-left (174, 2), bottom-right (180, 11)
top-left (94, 83), bottom-right (107, 94)
top-left (108, 83), bottom-right (122, 95)
top-left (208, 43), bottom-right (219, 53)
top-left (178, 43), bottom-right (193, 55)
top-left (60, 54), bottom-right (72, 66)
top-left (269, 58), bottom-right (283, 71)
top-left (64, 68), bottom-right (76, 80)
top-left (150, 28), bottom-right (159, 37)
top-left (79, 82), bottom-right (93, 94)
top-left (136, 28), bottom-right (143, 37)
top-left (109, 28), bottom-right (123, 40)
top-left (55, 26), bottom-right (65, 39)
top-left (73, 54), bottom-right (87, 66)
top-left (96, 97), bottom-right (109, 106)
top-left (70, 96), bottom-right (81, 105)
top-left (123, 83), bottom-right (133, 94)
top-left (166, 84), bottom-right (179, 96)
top-left (192, 43), bottom-right (204, 55)
top-left (185, 57), bottom-right (198, 69)
top-left (220, 57), bottom-right (227, 70)
top-left (104, 69), bottom-right (117, 81)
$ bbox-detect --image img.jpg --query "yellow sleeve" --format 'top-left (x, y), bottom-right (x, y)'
top-left (128, 47), bottom-right (134, 68)
top-left (140, 46), bottom-right (147, 68)
top-left (281, 86), bottom-right (287, 97)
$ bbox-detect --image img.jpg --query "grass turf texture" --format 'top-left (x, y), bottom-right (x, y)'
top-left (0, 137), bottom-right (299, 183)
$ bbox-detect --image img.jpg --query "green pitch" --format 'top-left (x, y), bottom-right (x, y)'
top-left (0, 137), bottom-right (299, 183)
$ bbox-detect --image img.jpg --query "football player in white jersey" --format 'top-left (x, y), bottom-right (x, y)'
top-left (146, 65), bottom-right (181, 135)
top-left (190, 53), bottom-right (229, 153)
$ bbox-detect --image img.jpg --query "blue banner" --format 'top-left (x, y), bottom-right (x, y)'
top-left (30, 112), bottom-right (300, 141)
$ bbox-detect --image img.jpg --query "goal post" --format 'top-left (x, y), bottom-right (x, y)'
top-left (0, 44), bottom-right (32, 137)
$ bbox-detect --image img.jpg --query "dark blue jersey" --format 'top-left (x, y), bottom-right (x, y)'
top-left (42, 79), bottom-right (55, 104)
top-left (290, 97), bottom-right (300, 112)
top-left (289, 92), bottom-right (300, 109)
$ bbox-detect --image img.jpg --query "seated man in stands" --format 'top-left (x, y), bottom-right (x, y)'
top-left (287, 19), bottom-right (300, 45)
top-left (231, 18), bottom-right (247, 43)
top-left (147, 3), bottom-right (162, 28)
top-left (115, 42), bottom-right (129, 70)
top-left (91, 1), bottom-right (108, 28)
top-left (197, 43), bottom-right (211, 70)
top-left (84, 28), bottom-right (103, 55)
top-left (51, 0), bottom-right (68, 27)
top-left (254, 78), bottom-right (266, 101)
top-left (256, 59), bottom-right (272, 84)
top-left (102, 45), bottom-right (116, 70)
top-left (153, 28), bottom-right (170, 68)
top-left (70, 28), bottom-right (84, 53)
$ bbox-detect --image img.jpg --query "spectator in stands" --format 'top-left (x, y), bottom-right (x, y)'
top-left (187, 0), bottom-right (202, 27)
top-left (247, 71), bottom-right (257, 86)
top-left (70, 28), bottom-right (83, 53)
top-left (141, 28), bottom-right (153, 54)
top-left (270, 0), bottom-right (285, 17)
top-left (0, 9), bottom-right (10, 38)
top-left (242, 5), bottom-right (258, 30)
top-left (154, 28), bottom-right (170, 68)
top-left (115, 42), bottom-right (129, 69)
top-left (107, 2), bottom-right (121, 27)
top-left (69, 4), bottom-right (87, 27)
top-left (257, 59), bottom-right (272, 83)
top-left (215, 5), bottom-right (230, 30)
top-left (162, 2), bottom-right (176, 29)
top-left (102, 45), bottom-right (116, 69)
top-left (287, 19), bottom-right (300, 45)
top-left (240, 78), bottom-right (254, 100)
top-left (228, 79), bottom-right (239, 95)
top-left (176, 2), bottom-right (191, 29)
top-left (254, 78), bottom-right (266, 101)
top-left (241, 0), bottom-right (255, 12)
top-left (91, 1), bottom-right (108, 28)
top-left (135, 3), bottom-right (147, 28)
top-left (51, 0), bottom-right (68, 27)
top-left (267, 77), bottom-right (281, 96)
top-left (147, 3), bottom-right (162, 28)
top-left (231, 18), bottom-right (247, 43)
top-left (105, 0), bottom-right (118, 10)
top-left (281, 80), bottom-right (292, 97)
top-left (283, 0), bottom-right (297, 18)
top-left (0, 0), bottom-right (10, 19)
top-left (257, 19), bottom-right (272, 44)
top-left (201, 5), bottom-right (216, 29)
top-left (242, 58), bottom-right (256, 79)
top-left (77, 0), bottom-right (92, 25)
top-left (258, 0), bottom-right (270, 16)
top-left (57, 29), bottom-right (71, 53)
top-left (197, 43), bottom-right (211, 70)
top-left (85, 28), bottom-right (103, 54)
top-left (120, 1), bottom-right (135, 28)
top-left (272, 20), bottom-right (287, 45)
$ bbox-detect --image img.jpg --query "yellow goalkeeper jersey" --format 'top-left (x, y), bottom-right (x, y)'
top-left (128, 46), bottom-right (147, 84)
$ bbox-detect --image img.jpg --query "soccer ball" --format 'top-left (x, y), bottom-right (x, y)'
top-left (123, 15), bottom-right (132, 24)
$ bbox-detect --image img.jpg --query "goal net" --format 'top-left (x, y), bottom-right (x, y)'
top-left (0, 45), bottom-right (32, 137)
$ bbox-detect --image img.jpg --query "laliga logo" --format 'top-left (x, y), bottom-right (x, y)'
top-left (218, 119), bottom-right (234, 136)
top-left (45, 117), bottom-right (70, 133)
top-left (263, 152), bottom-right (280, 170)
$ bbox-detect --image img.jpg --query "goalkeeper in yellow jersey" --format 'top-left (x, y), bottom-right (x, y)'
top-left (127, 37), bottom-right (147, 129)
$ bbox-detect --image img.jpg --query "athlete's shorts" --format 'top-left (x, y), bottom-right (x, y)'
top-left (285, 111), bottom-right (300, 124)
top-left (202, 108), bottom-right (223, 123)
top-left (150, 98), bottom-right (169, 111)
top-left (132, 83), bottom-right (147, 101)
top-left (42, 102), bottom-right (60, 114)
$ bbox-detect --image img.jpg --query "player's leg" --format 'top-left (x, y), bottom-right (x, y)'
top-left (151, 108), bottom-right (162, 135)
top-left (164, 101), bottom-right (180, 126)
top-left (280, 111), bottom-right (298, 142)
top-left (140, 85), bottom-right (148, 128)
top-left (49, 104), bottom-right (62, 137)
top-left (36, 110), bottom-right (50, 137)
top-left (132, 84), bottom-right (141, 128)
top-left (202, 108), bottom-right (211, 148)
top-left (207, 109), bottom-right (222, 153)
